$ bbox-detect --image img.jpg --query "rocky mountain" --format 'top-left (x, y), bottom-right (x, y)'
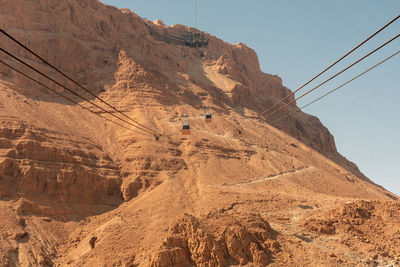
top-left (0, 0), bottom-right (398, 266)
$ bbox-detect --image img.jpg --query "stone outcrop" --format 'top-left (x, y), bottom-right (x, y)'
top-left (151, 214), bottom-right (277, 266)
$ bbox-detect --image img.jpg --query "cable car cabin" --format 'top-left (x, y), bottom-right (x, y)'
top-left (181, 123), bottom-right (190, 135)
top-left (181, 114), bottom-right (190, 135)
top-left (205, 113), bottom-right (212, 123)
top-left (184, 31), bottom-right (208, 47)
top-left (205, 105), bottom-right (212, 122)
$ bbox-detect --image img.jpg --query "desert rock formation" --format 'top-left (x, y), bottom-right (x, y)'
top-left (0, 0), bottom-right (398, 266)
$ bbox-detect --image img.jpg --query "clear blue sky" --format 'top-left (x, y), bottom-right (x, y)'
top-left (100, 0), bottom-right (400, 196)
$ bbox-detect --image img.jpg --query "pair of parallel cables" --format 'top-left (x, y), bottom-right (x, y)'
top-left (0, 29), bottom-right (161, 138)
top-left (259, 14), bottom-right (400, 122)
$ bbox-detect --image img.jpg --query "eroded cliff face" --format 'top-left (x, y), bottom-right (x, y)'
top-left (0, 119), bottom-right (122, 210)
top-left (0, 0), bottom-right (398, 266)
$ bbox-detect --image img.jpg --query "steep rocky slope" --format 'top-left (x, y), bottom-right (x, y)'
top-left (0, 0), bottom-right (398, 266)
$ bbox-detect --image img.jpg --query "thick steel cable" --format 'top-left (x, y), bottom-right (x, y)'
top-left (264, 33), bottom-right (400, 121)
top-left (259, 13), bottom-right (400, 117)
top-left (195, 0), bottom-right (198, 29)
top-left (0, 28), bottom-right (160, 136)
top-left (269, 49), bottom-right (400, 124)
top-left (0, 48), bottom-right (158, 136)
top-left (0, 59), bottom-right (150, 135)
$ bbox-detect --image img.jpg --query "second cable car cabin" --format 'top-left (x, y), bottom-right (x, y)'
top-left (205, 105), bottom-right (212, 123)
top-left (181, 114), bottom-right (190, 135)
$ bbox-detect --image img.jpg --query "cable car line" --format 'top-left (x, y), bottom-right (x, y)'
top-left (1, 14), bottom-right (398, 138)
top-left (0, 28), bottom-right (160, 136)
top-left (263, 32), bottom-right (400, 121)
top-left (194, 0), bottom-right (198, 29)
top-left (269, 49), bottom-right (400, 125)
top-left (0, 59), bottom-right (150, 136)
top-left (259, 13), bottom-right (400, 117)
top-left (0, 47), bottom-right (156, 136)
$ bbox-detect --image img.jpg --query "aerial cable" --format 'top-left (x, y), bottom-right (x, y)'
top-left (263, 32), bottom-right (400, 121)
top-left (0, 59), bottom-right (150, 136)
top-left (0, 28), bottom-right (161, 136)
top-left (0, 47), bottom-right (156, 136)
top-left (194, 0), bottom-right (198, 29)
top-left (0, 47), bottom-right (155, 136)
top-left (259, 13), bottom-right (400, 117)
top-left (0, 28), bottom-right (160, 136)
top-left (269, 49), bottom-right (400, 124)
